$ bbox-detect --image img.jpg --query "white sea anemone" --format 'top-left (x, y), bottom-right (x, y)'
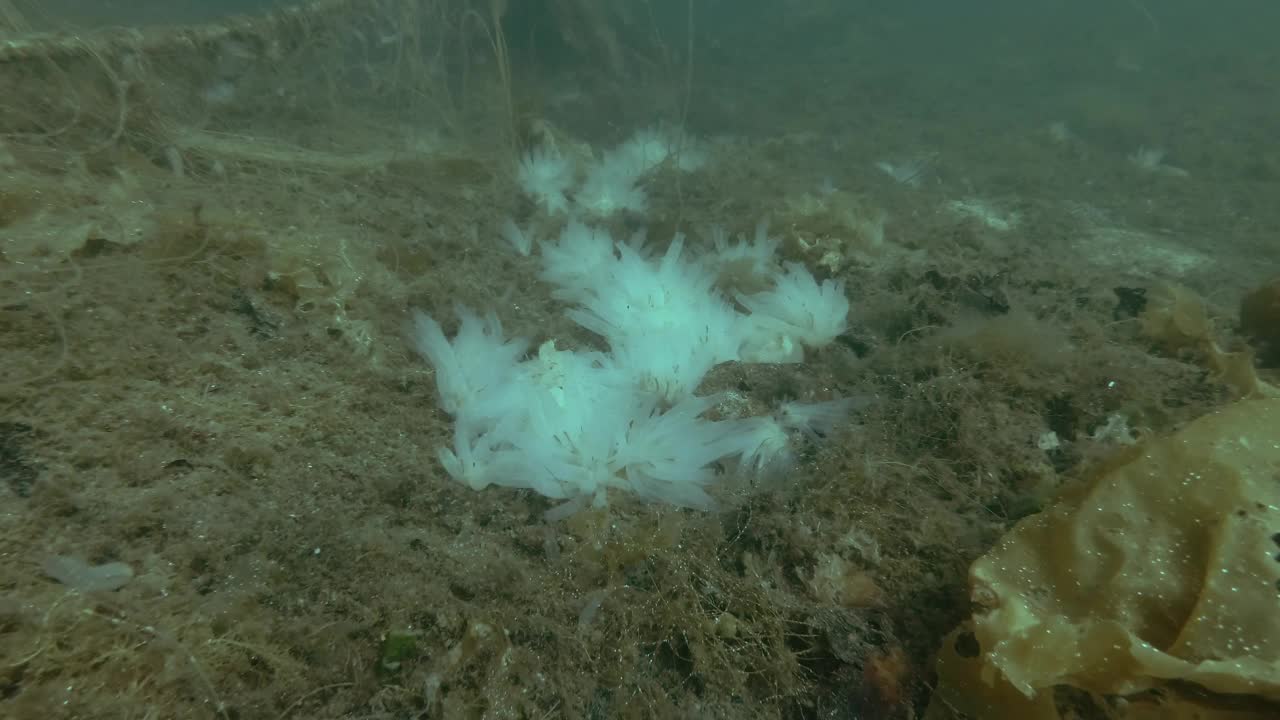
top-left (412, 220), bottom-right (854, 510)
top-left (516, 146), bottom-right (574, 214)
top-left (573, 152), bottom-right (649, 219)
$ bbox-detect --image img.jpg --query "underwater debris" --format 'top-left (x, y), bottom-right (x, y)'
top-left (42, 556), bottom-right (134, 592)
top-left (1045, 121), bottom-right (1074, 144)
top-left (1128, 145), bottom-right (1189, 178)
top-left (946, 198), bottom-right (1020, 232)
top-left (875, 155), bottom-right (934, 187)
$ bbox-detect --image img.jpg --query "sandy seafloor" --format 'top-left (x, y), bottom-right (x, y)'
top-left (2, 2), bottom-right (1278, 718)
